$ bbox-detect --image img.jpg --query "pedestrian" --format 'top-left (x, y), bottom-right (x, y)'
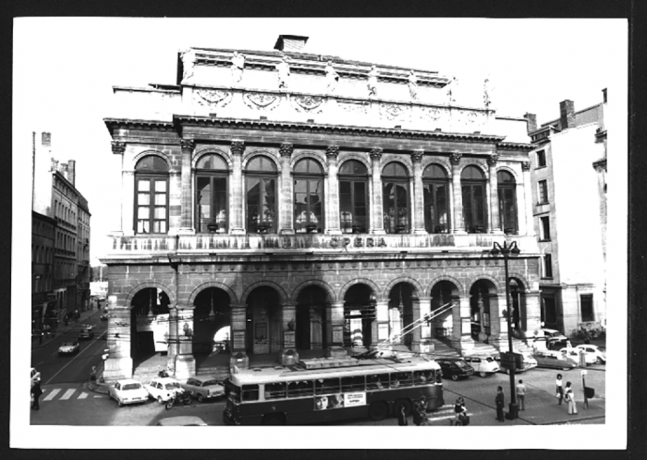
top-left (90, 366), bottom-right (97, 382)
top-left (396, 405), bottom-right (408, 426)
top-left (564, 381), bottom-right (578, 415)
top-left (31, 381), bottom-right (43, 410)
top-left (452, 397), bottom-right (468, 425)
top-left (555, 373), bottom-right (564, 405)
top-left (516, 379), bottom-right (527, 411)
top-left (495, 386), bottom-right (505, 422)
top-left (413, 397), bottom-right (427, 426)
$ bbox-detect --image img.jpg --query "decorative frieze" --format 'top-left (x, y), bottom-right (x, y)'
top-left (243, 92), bottom-right (280, 111)
top-left (230, 141), bottom-right (246, 156)
top-left (195, 89), bottom-right (232, 108)
top-left (292, 95), bottom-right (325, 112)
top-left (111, 141), bottom-right (126, 155)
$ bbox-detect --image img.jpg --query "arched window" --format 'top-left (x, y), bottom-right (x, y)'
top-left (461, 165), bottom-right (487, 233)
top-left (382, 162), bottom-right (410, 234)
top-left (246, 156), bottom-right (278, 233)
top-left (135, 155), bottom-right (169, 234)
top-left (294, 158), bottom-right (325, 233)
top-left (339, 160), bottom-right (369, 233)
top-left (497, 170), bottom-right (518, 235)
top-left (195, 154), bottom-right (229, 233)
top-left (423, 164), bottom-right (450, 233)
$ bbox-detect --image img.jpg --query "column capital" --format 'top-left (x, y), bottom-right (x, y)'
top-left (450, 152), bottom-right (462, 166)
top-left (411, 149), bottom-right (424, 163)
top-left (370, 147), bottom-right (383, 161)
top-left (521, 161), bottom-right (531, 171)
top-left (487, 153), bottom-right (499, 166)
top-left (326, 145), bottom-right (340, 160)
top-left (231, 140), bottom-right (246, 156)
top-left (111, 141), bottom-right (126, 155)
top-left (279, 142), bottom-right (294, 157)
top-left (179, 139), bottom-right (195, 153)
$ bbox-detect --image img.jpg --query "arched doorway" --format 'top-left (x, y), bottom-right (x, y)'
top-left (130, 288), bottom-right (170, 362)
top-left (246, 287), bottom-right (281, 355)
top-left (193, 288), bottom-right (231, 355)
top-left (469, 280), bottom-right (496, 342)
top-left (295, 285), bottom-right (329, 351)
top-left (388, 283), bottom-right (416, 347)
top-left (343, 284), bottom-right (374, 348)
top-left (509, 278), bottom-right (526, 335)
top-left (430, 280), bottom-right (460, 340)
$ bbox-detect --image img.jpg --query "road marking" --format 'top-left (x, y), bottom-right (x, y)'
top-left (60, 389), bottom-right (76, 400)
top-left (43, 388), bottom-right (61, 401)
top-left (78, 392), bottom-right (88, 399)
top-left (45, 337), bottom-right (96, 385)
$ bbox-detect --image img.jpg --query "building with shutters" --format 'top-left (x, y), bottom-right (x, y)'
top-left (101, 35), bottom-right (541, 380)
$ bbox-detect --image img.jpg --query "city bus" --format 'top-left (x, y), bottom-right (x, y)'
top-left (222, 356), bottom-right (443, 425)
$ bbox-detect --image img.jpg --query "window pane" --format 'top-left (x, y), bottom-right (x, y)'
top-left (136, 156), bottom-right (169, 172)
top-left (138, 193), bottom-right (150, 205)
top-left (265, 382), bottom-right (286, 400)
top-left (461, 165), bottom-right (484, 180)
top-left (138, 180), bottom-right (150, 192)
top-left (497, 171), bottom-right (515, 184)
top-left (197, 154), bottom-right (227, 170)
top-left (339, 160), bottom-right (367, 176)
top-left (155, 194), bottom-right (166, 205)
top-left (423, 164), bottom-right (447, 179)
top-left (155, 180), bottom-right (167, 192)
top-left (315, 378), bottom-right (340, 395)
top-left (213, 177), bottom-right (228, 229)
top-left (287, 380), bottom-right (314, 398)
top-left (295, 158), bottom-right (323, 174)
top-left (247, 156), bottom-right (277, 172)
top-left (197, 177), bottom-right (211, 232)
top-left (383, 162), bottom-right (408, 177)
top-left (138, 207), bottom-right (149, 219)
top-left (154, 207), bottom-right (166, 219)
top-left (137, 220), bottom-right (149, 233)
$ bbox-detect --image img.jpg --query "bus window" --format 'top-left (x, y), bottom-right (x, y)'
top-left (367, 374), bottom-right (389, 390)
top-left (341, 375), bottom-right (365, 393)
top-left (227, 381), bottom-right (241, 403)
top-left (265, 382), bottom-right (287, 400)
top-left (391, 371), bottom-right (413, 388)
top-left (287, 380), bottom-right (314, 398)
top-left (413, 370), bottom-right (432, 385)
top-left (315, 378), bottom-right (341, 395)
top-left (242, 384), bottom-right (259, 402)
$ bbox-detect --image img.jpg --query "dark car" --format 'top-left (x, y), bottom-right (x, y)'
top-left (436, 358), bottom-right (474, 381)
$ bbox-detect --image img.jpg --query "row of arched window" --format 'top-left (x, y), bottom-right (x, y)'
top-left (133, 153), bottom-right (518, 235)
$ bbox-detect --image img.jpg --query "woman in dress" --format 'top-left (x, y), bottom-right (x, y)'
top-left (564, 381), bottom-right (578, 415)
top-left (555, 373), bottom-right (564, 405)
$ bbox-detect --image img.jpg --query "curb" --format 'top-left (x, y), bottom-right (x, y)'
top-left (86, 381), bottom-right (110, 395)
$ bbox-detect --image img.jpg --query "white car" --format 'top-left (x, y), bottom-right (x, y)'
top-left (144, 377), bottom-right (184, 404)
top-left (560, 347), bottom-right (597, 365)
top-left (463, 355), bottom-right (500, 377)
top-left (575, 344), bottom-right (606, 364)
top-left (109, 379), bottom-right (149, 407)
top-left (58, 341), bottom-right (80, 355)
top-left (181, 376), bottom-right (225, 402)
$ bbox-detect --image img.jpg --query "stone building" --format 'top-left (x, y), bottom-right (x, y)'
top-left (32, 210), bottom-right (56, 332)
top-left (525, 90), bottom-right (607, 335)
top-left (102, 35), bottom-right (540, 380)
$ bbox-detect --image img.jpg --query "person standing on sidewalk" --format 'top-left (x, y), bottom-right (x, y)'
top-left (31, 381), bottom-right (43, 410)
top-left (564, 381), bottom-right (578, 415)
top-left (495, 386), bottom-right (505, 422)
top-left (555, 373), bottom-right (564, 405)
top-left (516, 379), bottom-right (526, 411)
top-left (396, 405), bottom-right (408, 426)
top-left (413, 397), bottom-right (428, 426)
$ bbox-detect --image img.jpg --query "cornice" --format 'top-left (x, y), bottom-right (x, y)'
top-left (497, 141), bottom-right (537, 151)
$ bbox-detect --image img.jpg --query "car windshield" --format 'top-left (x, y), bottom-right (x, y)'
top-left (203, 380), bottom-right (220, 386)
top-left (455, 361), bottom-right (469, 368)
top-left (165, 382), bottom-right (181, 390)
top-left (62, 342), bottom-right (75, 346)
top-left (123, 383), bottom-right (142, 390)
top-left (484, 357), bottom-right (495, 362)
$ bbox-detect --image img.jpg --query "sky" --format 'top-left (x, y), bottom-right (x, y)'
top-left (14, 17), bottom-right (626, 263)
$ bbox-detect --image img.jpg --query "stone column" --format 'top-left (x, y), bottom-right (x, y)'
top-left (450, 152), bottom-right (466, 233)
top-left (372, 300), bottom-right (390, 347)
top-left (411, 150), bottom-right (427, 235)
top-left (174, 306), bottom-right (196, 379)
top-left (310, 306), bottom-right (323, 350)
top-left (167, 305), bottom-right (180, 368)
top-left (112, 142), bottom-right (131, 236)
top-left (488, 154), bottom-right (502, 233)
top-left (522, 161), bottom-right (534, 237)
top-left (416, 296), bottom-right (433, 353)
top-left (326, 301), bottom-right (347, 358)
top-left (452, 294), bottom-right (474, 355)
top-left (280, 303), bottom-right (299, 364)
top-left (524, 290), bottom-right (542, 335)
top-left (279, 143), bottom-right (295, 235)
top-left (490, 293), bottom-right (509, 351)
top-left (103, 295), bottom-right (133, 380)
top-left (229, 141), bottom-right (246, 235)
top-left (229, 304), bottom-right (249, 371)
top-left (325, 145), bottom-right (342, 234)
top-left (178, 139), bottom-right (195, 234)
top-left (370, 148), bottom-right (386, 234)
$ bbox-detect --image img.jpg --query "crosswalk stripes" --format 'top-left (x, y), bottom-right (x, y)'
top-left (60, 389), bottom-right (76, 400)
top-left (42, 388), bottom-right (61, 401)
top-left (78, 392), bottom-right (88, 399)
top-left (41, 387), bottom-right (107, 402)
top-left (427, 404), bottom-right (472, 422)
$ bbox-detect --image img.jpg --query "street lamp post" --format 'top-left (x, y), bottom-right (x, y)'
top-left (491, 240), bottom-right (520, 420)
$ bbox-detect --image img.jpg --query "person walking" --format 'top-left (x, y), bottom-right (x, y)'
top-left (396, 405), bottom-right (408, 426)
top-left (31, 381), bottom-right (43, 410)
top-left (495, 386), bottom-right (505, 422)
top-left (555, 373), bottom-right (564, 405)
top-left (413, 397), bottom-right (427, 426)
top-left (564, 381), bottom-right (578, 415)
top-left (516, 379), bottom-right (527, 411)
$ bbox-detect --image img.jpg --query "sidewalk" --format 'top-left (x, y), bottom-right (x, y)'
top-left (32, 308), bottom-right (101, 349)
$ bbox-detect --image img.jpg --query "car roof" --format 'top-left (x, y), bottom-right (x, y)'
top-left (157, 416), bottom-right (207, 426)
top-left (116, 379), bottom-right (143, 384)
top-left (188, 375), bottom-right (221, 381)
top-left (152, 377), bottom-right (179, 383)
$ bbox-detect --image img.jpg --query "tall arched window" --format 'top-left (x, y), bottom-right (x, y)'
top-left (339, 160), bottom-right (369, 233)
top-left (135, 155), bottom-right (169, 234)
top-left (195, 154), bottom-right (229, 233)
top-left (461, 165), bottom-right (487, 233)
top-left (497, 170), bottom-right (518, 235)
top-left (294, 158), bottom-right (325, 233)
top-left (423, 164), bottom-right (450, 233)
top-left (246, 156), bottom-right (278, 233)
top-left (382, 162), bottom-right (410, 234)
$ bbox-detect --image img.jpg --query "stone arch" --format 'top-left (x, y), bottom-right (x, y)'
top-left (241, 280), bottom-right (289, 305)
top-left (421, 159), bottom-right (452, 178)
top-left (428, 274), bottom-right (466, 298)
top-left (466, 273), bottom-right (502, 293)
top-left (383, 276), bottom-right (423, 299)
top-left (130, 149), bottom-right (170, 171)
top-left (381, 156), bottom-right (414, 177)
top-left (337, 153), bottom-right (371, 172)
top-left (124, 281), bottom-right (175, 307)
top-left (241, 149), bottom-right (280, 169)
top-left (338, 277), bottom-right (381, 302)
top-left (291, 280), bottom-right (337, 304)
top-left (458, 160), bottom-right (489, 180)
top-left (291, 150), bottom-right (329, 175)
top-left (496, 165), bottom-right (520, 182)
top-left (192, 147), bottom-right (233, 170)
top-left (507, 272), bottom-right (531, 291)
top-left (187, 281), bottom-right (239, 307)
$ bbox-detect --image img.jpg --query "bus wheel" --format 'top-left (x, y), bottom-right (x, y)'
top-left (392, 399), bottom-right (412, 417)
top-left (369, 401), bottom-right (389, 421)
top-left (262, 414), bottom-right (286, 426)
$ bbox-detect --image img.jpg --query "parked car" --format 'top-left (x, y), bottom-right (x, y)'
top-left (156, 416), bottom-right (208, 426)
top-left (560, 347), bottom-right (597, 366)
top-left (533, 350), bottom-right (578, 370)
top-left (540, 328), bottom-right (568, 340)
top-left (144, 377), bottom-right (184, 404)
top-left (436, 358), bottom-right (474, 381)
top-left (181, 376), bottom-right (225, 402)
top-left (109, 379), bottom-right (149, 407)
top-left (79, 326), bottom-right (94, 340)
top-left (496, 352), bottom-right (538, 374)
top-left (575, 344), bottom-right (606, 364)
top-left (58, 341), bottom-right (80, 355)
top-left (30, 367), bottom-right (41, 386)
top-left (463, 355), bottom-right (500, 377)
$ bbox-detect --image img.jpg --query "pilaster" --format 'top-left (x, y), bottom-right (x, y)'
top-left (230, 141), bottom-right (245, 235)
top-left (488, 154), bottom-right (502, 234)
top-left (522, 161), bottom-right (535, 237)
top-left (325, 145), bottom-right (342, 235)
top-left (279, 143), bottom-right (295, 235)
top-left (450, 152), bottom-right (466, 233)
top-left (370, 148), bottom-right (386, 235)
top-left (372, 300), bottom-right (390, 347)
top-left (325, 301), bottom-right (347, 358)
top-left (280, 303), bottom-right (299, 365)
top-left (178, 139), bottom-right (195, 234)
top-left (411, 150), bottom-right (427, 235)
top-left (122, 170), bottom-right (135, 236)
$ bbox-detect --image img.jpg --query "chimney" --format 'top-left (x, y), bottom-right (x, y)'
top-left (602, 88), bottom-right (607, 103)
top-left (524, 113), bottom-right (537, 134)
top-left (42, 132), bottom-right (51, 147)
top-left (274, 35), bottom-right (309, 52)
top-left (559, 100), bottom-right (576, 129)
top-left (67, 159), bottom-right (76, 186)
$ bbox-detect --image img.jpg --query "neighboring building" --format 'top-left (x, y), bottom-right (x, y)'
top-left (32, 131), bottom-right (92, 328)
top-left (32, 210), bottom-right (56, 332)
top-left (102, 35), bottom-right (540, 380)
top-left (525, 90), bottom-right (607, 336)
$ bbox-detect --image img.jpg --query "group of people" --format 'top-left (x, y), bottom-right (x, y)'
top-left (555, 373), bottom-right (578, 415)
top-left (396, 397), bottom-right (431, 426)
